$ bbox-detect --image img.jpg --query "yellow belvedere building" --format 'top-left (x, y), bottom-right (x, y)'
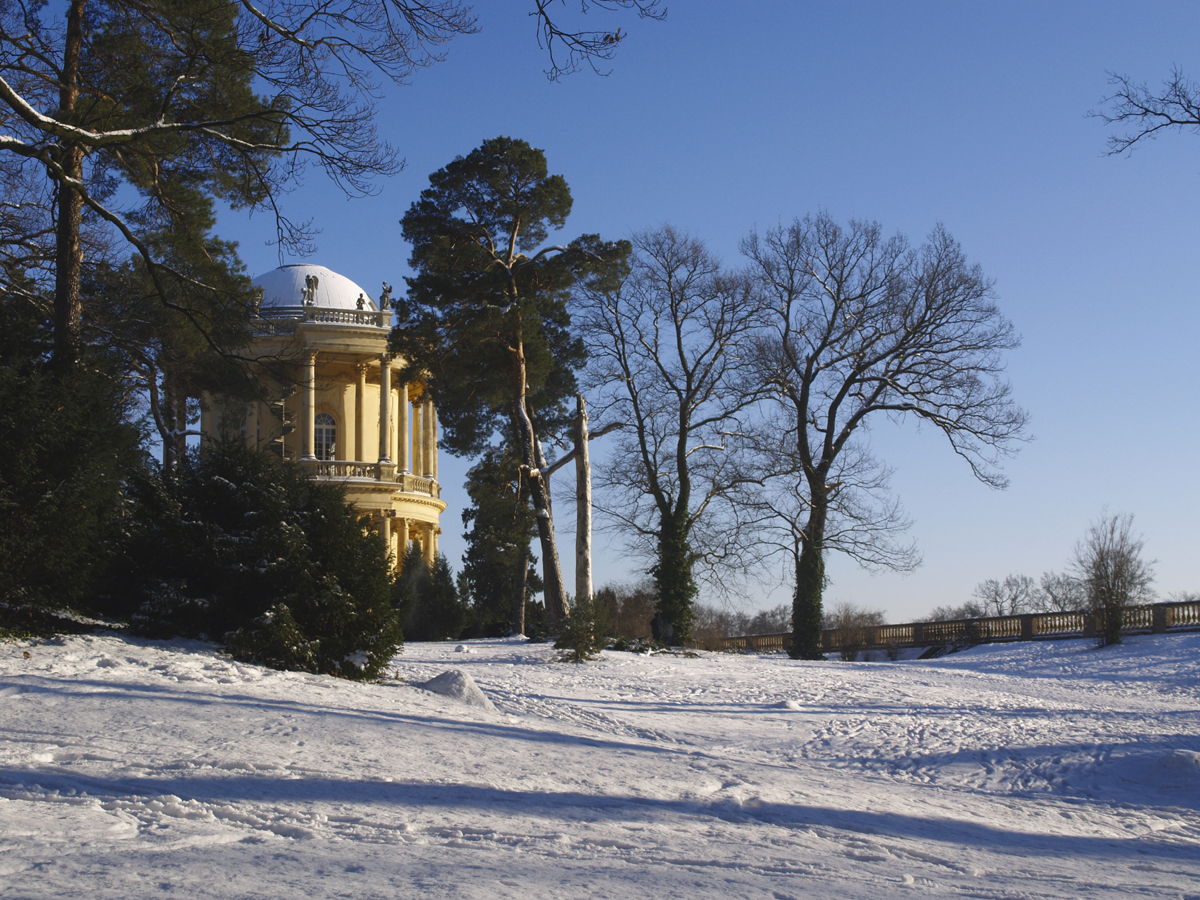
top-left (199, 264), bottom-right (445, 569)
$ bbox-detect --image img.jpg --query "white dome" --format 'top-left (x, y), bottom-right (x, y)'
top-left (252, 264), bottom-right (380, 313)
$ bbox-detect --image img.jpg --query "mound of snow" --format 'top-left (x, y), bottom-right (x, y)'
top-left (418, 668), bottom-right (495, 712)
top-left (1162, 749), bottom-right (1200, 772)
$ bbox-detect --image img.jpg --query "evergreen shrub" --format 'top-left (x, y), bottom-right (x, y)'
top-left (0, 302), bottom-right (141, 618)
top-left (106, 440), bottom-right (401, 679)
top-left (555, 593), bottom-right (609, 662)
top-left (397, 545), bottom-right (466, 642)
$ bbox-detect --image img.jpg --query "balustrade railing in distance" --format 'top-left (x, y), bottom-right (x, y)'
top-left (715, 599), bottom-right (1200, 655)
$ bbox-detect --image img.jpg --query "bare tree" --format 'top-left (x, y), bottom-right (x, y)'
top-left (1034, 570), bottom-right (1084, 613)
top-left (824, 601), bottom-right (886, 662)
top-left (743, 213), bottom-right (1029, 659)
top-left (973, 574), bottom-right (1040, 617)
top-left (577, 226), bottom-right (763, 644)
top-left (927, 601), bottom-right (985, 622)
top-left (531, 0), bottom-right (665, 80)
top-left (1072, 511), bottom-right (1155, 646)
top-left (1095, 67), bottom-right (1200, 155)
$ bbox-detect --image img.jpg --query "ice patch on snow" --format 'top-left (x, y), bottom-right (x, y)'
top-left (418, 669), bottom-right (496, 711)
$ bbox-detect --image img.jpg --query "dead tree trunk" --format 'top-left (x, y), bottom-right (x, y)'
top-left (574, 394), bottom-right (593, 603)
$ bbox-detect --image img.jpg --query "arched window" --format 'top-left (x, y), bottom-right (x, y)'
top-left (315, 412), bottom-right (337, 461)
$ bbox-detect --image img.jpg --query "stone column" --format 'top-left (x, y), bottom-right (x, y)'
top-left (380, 513), bottom-right (392, 563)
top-left (301, 351), bottom-right (317, 461)
top-left (355, 363), bottom-right (367, 462)
top-left (396, 381), bottom-right (409, 473)
top-left (377, 354), bottom-right (391, 463)
top-left (397, 518), bottom-right (409, 569)
top-left (423, 398), bottom-right (434, 477)
top-left (422, 523), bottom-right (435, 566)
top-left (412, 399), bottom-right (423, 477)
top-left (430, 403), bottom-right (438, 480)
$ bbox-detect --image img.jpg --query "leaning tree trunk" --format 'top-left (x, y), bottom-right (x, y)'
top-left (508, 322), bottom-right (569, 628)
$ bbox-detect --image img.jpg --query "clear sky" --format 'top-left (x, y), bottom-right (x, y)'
top-left (218, 1), bottom-right (1200, 623)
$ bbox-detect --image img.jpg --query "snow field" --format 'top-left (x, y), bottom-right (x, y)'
top-left (1, 632), bottom-right (1198, 898)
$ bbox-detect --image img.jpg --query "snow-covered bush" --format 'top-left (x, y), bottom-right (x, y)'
top-left (103, 440), bottom-right (402, 679)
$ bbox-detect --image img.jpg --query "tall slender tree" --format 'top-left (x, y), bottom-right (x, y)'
top-left (393, 136), bottom-right (628, 625)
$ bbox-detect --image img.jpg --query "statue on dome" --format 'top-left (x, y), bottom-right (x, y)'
top-left (302, 273), bottom-right (319, 306)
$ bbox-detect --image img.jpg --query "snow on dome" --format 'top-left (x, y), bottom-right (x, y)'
top-left (252, 264), bottom-right (379, 313)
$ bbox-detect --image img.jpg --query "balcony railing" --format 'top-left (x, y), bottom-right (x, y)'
top-left (300, 459), bottom-right (440, 498)
top-left (252, 306), bottom-right (389, 335)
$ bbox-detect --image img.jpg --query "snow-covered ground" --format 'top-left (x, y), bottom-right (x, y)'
top-left (2, 632), bottom-right (1198, 898)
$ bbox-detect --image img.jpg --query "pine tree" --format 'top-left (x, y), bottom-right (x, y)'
top-left (458, 447), bottom-right (543, 636)
top-left (397, 547), bottom-right (466, 642)
top-left (393, 136), bottom-right (628, 626)
top-left (0, 298), bottom-right (141, 614)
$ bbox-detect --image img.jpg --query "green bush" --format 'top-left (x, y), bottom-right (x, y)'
top-left (397, 546), bottom-right (467, 642)
top-left (105, 440), bottom-right (402, 680)
top-left (0, 303), bottom-right (141, 615)
top-left (555, 593), bottom-right (610, 662)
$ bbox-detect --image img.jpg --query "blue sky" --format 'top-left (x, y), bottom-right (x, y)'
top-left (219, 2), bottom-right (1200, 621)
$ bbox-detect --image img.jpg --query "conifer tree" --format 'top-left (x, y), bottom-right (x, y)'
top-left (458, 446), bottom-right (543, 636)
top-left (393, 136), bottom-right (628, 626)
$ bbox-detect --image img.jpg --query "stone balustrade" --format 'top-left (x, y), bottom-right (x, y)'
top-left (717, 598), bottom-right (1200, 654)
top-left (252, 306), bottom-right (389, 334)
top-left (300, 459), bottom-right (441, 498)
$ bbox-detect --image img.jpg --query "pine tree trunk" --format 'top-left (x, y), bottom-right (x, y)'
top-left (509, 321), bottom-right (569, 627)
top-left (52, 0), bottom-right (86, 371)
top-left (512, 524), bottom-right (528, 637)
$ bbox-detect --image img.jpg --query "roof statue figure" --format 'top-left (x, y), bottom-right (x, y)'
top-left (303, 273), bottom-right (319, 306)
